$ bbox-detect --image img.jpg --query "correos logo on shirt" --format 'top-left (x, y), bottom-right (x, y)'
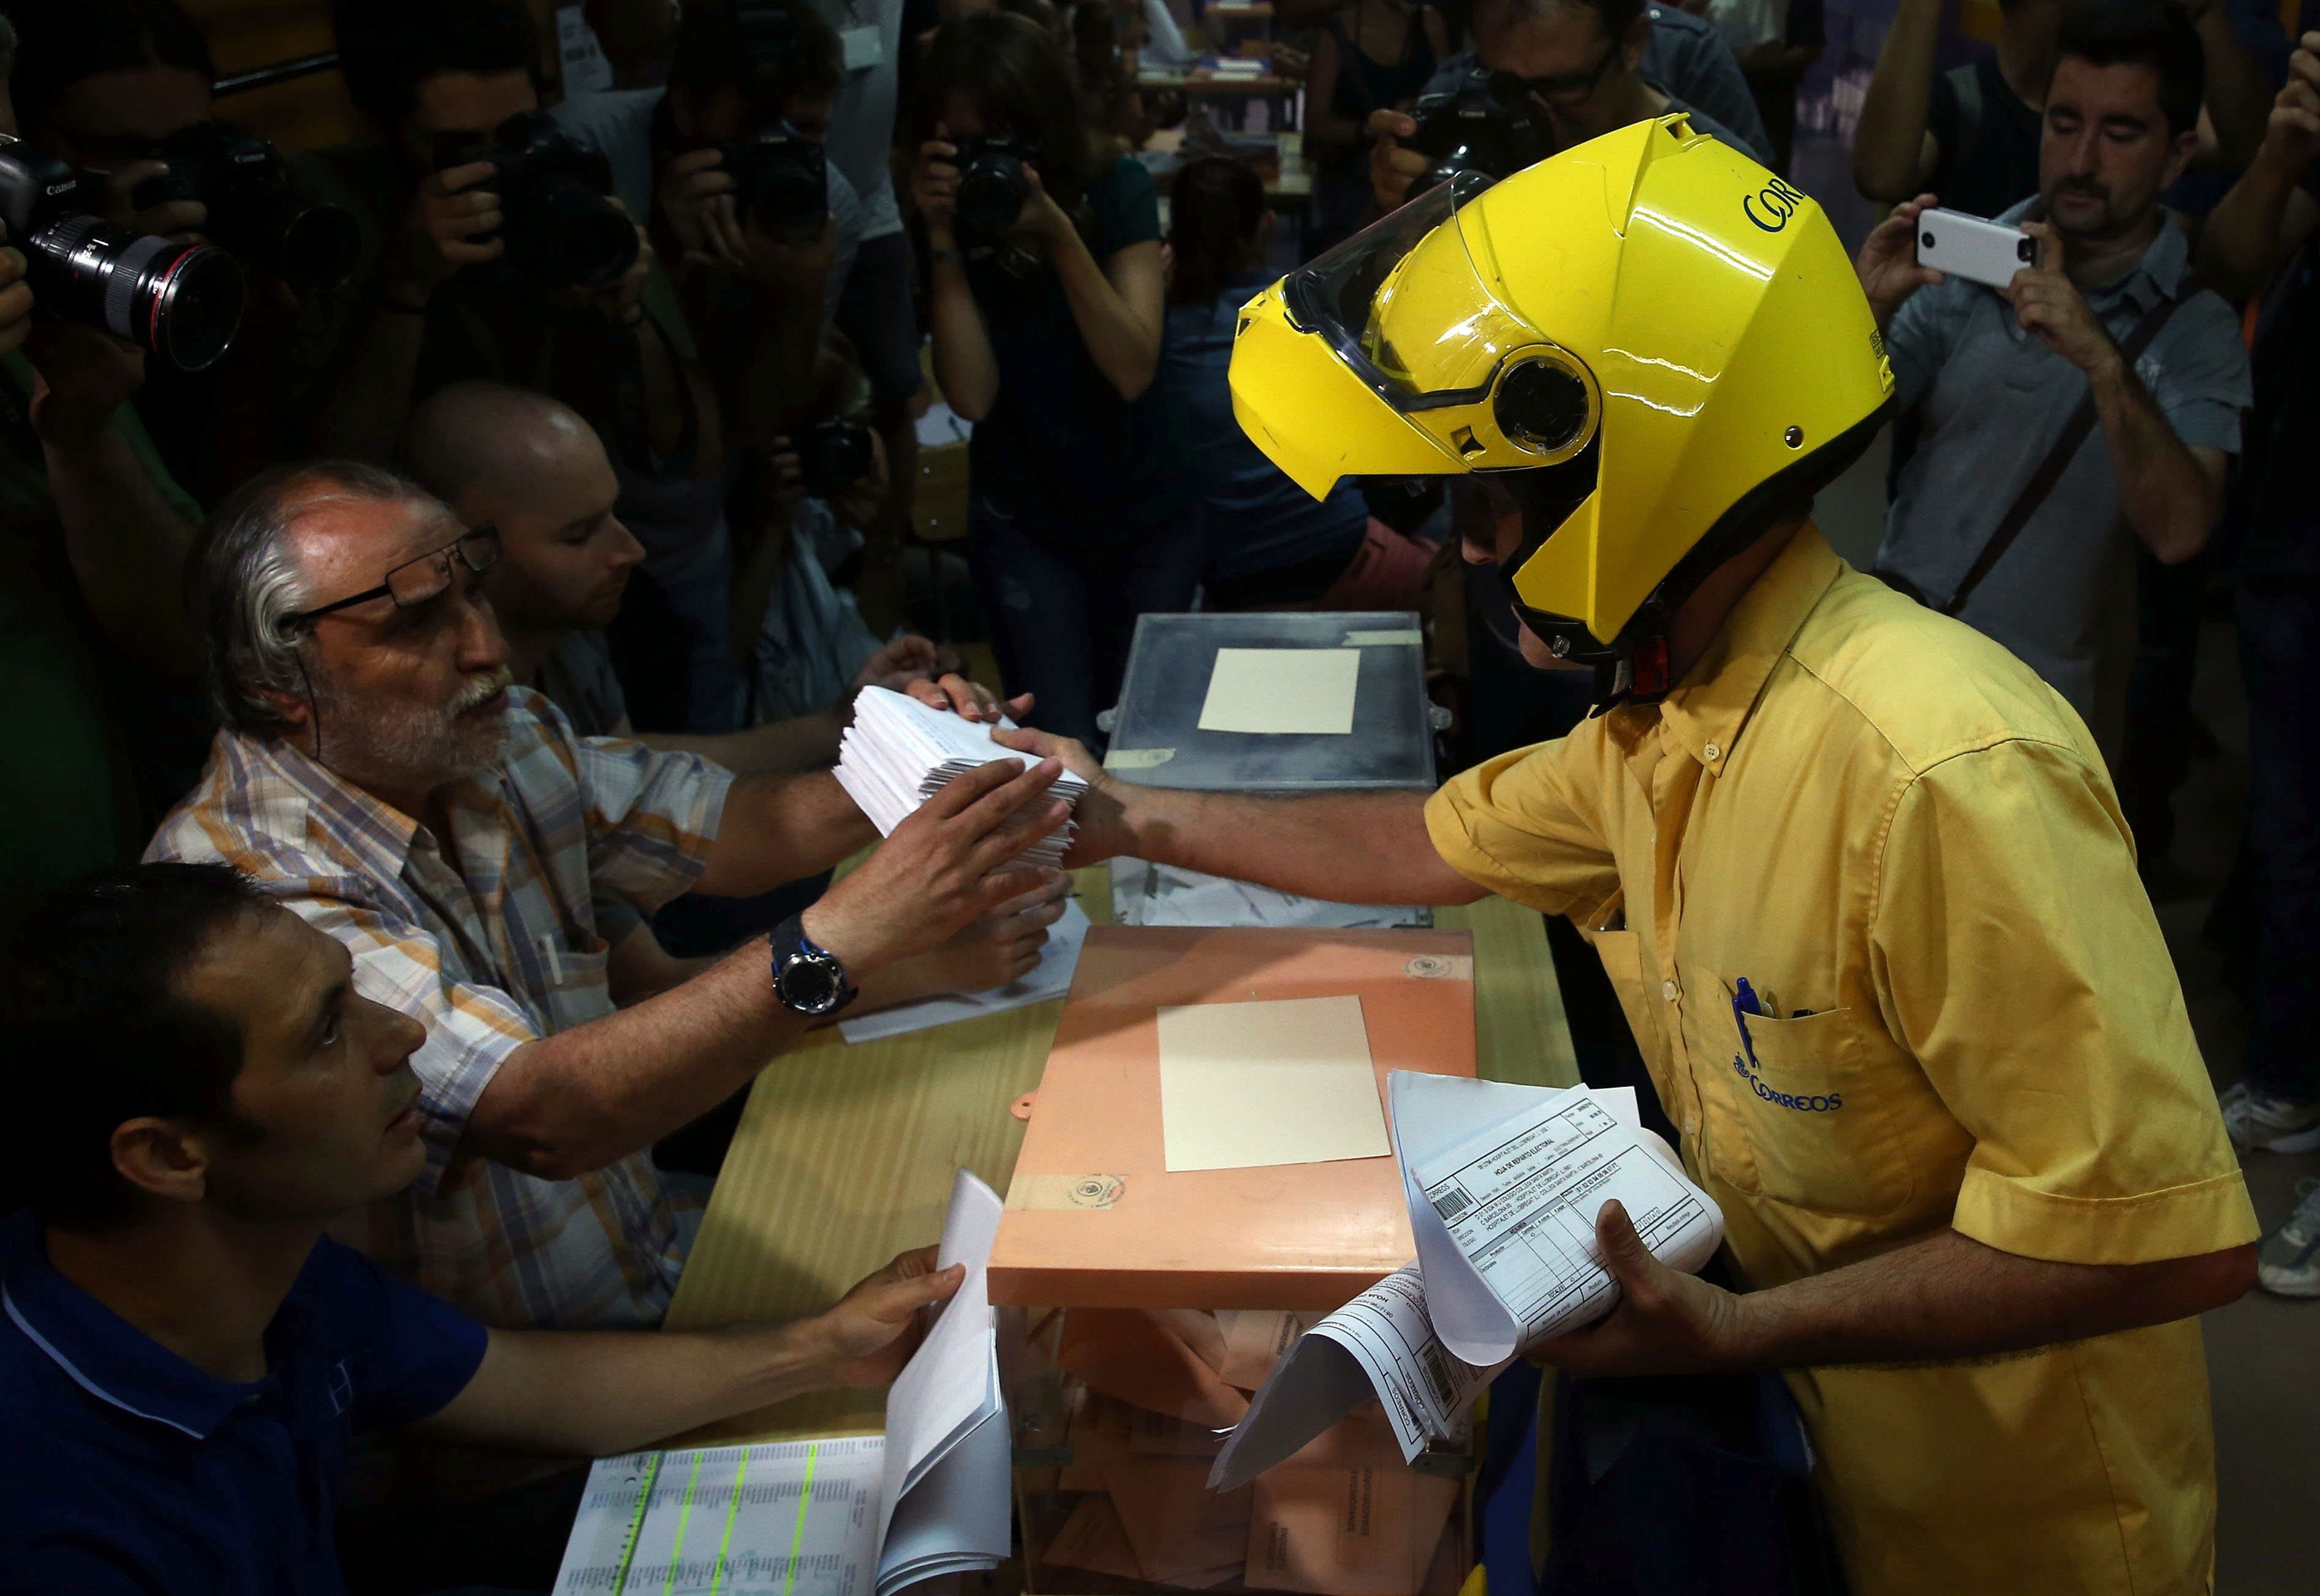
top-left (1731, 1049), bottom-right (1842, 1113)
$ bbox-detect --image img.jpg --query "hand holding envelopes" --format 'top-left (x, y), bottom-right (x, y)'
top-left (834, 686), bottom-right (1088, 869)
top-left (1209, 1075), bottom-right (1724, 1489)
top-left (1157, 995), bottom-right (1392, 1173)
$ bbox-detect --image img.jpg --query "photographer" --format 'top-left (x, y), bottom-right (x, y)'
top-left (0, 14), bottom-right (208, 928)
top-left (309, 0), bottom-right (751, 735)
top-left (913, 11), bottom-right (1196, 749)
top-left (1164, 158), bottom-right (1437, 612)
top-left (552, 0), bottom-right (866, 436)
top-left (5, 0), bottom-right (331, 505)
top-left (1367, 0), bottom-right (1771, 212)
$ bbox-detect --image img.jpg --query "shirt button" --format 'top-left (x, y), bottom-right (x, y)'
top-left (1702, 743), bottom-right (1721, 761)
top-left (1662, 979), bottom-right (1680, 1001)
top-left (1683, 1112), bottom-right (1700, 1135)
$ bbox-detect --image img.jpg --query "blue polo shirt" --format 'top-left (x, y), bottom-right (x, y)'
top-left (0, 1212), bottom-right (488, 1595)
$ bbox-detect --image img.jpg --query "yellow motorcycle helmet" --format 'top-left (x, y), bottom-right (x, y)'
top-left (1229, 115), bottom-right (1894, 704)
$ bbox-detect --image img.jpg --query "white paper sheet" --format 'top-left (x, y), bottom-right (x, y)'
top-left (1156, 995), bottom-right (1391, 1172)
top-left (1196, 648), bottom-right (1362, 735)
top-left (839, 901), bottom-right (1091, 1042)
top-left (1393, 1072), bottom-right (1721, 1365)
top-left (553, 1435), bottom-right (885, 1595)
top-left (1109, 858), bottom-right (1428, 931)
top-left (1210, 1076), bottom-right (1724, 1489)
top-left (833, 687), bottom-right (1087, 871)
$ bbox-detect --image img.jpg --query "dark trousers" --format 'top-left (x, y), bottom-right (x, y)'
top-left (968, 497), bottom-right (1201, 749)
top-left (2237, 577), bottom-right (2320, 1101)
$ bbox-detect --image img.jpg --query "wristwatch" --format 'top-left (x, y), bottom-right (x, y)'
top-left (769, 913), bottom-right (859, 1017)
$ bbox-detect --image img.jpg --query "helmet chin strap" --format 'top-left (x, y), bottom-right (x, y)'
top-left (1495, 569), bottom-right (1674, 713)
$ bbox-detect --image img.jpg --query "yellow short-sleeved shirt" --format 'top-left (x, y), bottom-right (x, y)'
top-left (1425, 525), bottom-right (2256, 1596)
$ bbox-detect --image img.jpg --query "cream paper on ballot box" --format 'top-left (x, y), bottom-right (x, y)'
top-left (1209, 1073), bottom-right (1725, 1489)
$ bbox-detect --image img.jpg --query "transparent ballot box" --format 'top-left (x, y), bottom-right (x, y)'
top-left (1001, 1305), bottom-right (1474, 1596)
top-left (1098, 612), bottom-right (1440, 794)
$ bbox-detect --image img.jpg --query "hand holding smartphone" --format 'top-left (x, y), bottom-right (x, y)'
top-left (1912, 207), bottom-right (2037, 290)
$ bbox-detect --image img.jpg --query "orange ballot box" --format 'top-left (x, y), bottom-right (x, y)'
top-left (988, 924), bottom-right (1477, 1312)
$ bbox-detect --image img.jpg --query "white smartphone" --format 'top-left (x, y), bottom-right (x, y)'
top-left (1914, 207), bottom-right (2037, 290)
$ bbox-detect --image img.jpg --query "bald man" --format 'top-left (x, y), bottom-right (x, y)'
top-left (403, 380), bottom-right (985, 768)
top-left (403, 380), bottom-right (1061, 1003)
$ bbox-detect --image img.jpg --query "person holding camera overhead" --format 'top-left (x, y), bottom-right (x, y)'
top-left (914, 10), bottom-right (1195, 751)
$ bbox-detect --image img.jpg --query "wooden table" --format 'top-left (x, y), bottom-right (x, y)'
top-left (664, 870), bottom-right (1575, 1444)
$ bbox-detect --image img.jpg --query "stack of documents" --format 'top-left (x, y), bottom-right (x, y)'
top-left (1209, 1074), bottom-right (1726, 1490)
top-left (835, 686), bottom-right (1087, 869)
top-left (552, 1170), bottom-right (1010, 1596)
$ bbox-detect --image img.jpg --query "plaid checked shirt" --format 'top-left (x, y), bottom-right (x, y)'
top-left (148, 687), bottom-right (733, 1329)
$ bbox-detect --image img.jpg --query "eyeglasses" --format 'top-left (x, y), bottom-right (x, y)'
top-left (1498, 43), bottom-right (1620, 106)
top-left (287, 526), bottom-right (502, 627)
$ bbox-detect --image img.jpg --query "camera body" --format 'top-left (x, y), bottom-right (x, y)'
top-left (1402, 71), bottom-right (1553, 189)
top-left (718, 123), bottom-right (828, 240)
top-left (133, 123), bottom-right (359, 287)
top-left (794, 415), bottom-right (874, 496)
top-left (445, 113), bottom-right (640, 289)
top-left (952, 135), bottom-right (1040, 237)
top-left (0, 134), bottom-right (245, 371)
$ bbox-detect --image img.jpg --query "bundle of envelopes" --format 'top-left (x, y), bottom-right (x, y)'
top-left (1032, 1307), bottom-right (1466, 1596)
top-left (835, 686), bottom-right (1088, 869)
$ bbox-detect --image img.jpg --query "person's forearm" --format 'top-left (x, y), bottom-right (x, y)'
top-left (428, 1320), bottom-right (838, 1457)
top-left (1049, 231), bottom-right (1161, 401)
top-left (467, 935), bottom-right (812, 1178)
top-left (1853, 0), bottom-right (1942, 201)
top-left (1121, 786), bottom-right (1485, 906)
top-left (40, 425), bottom-right (199, 672)
top-left (928, 246), bottom-right (1001, 420)
top-left (311, 303), bottom-right (428, 461)
top-left (692, 770), bottom-right (877, 896)
top-left (2197, 151), bottom-right (2305, 300)
top-left (2193, 5), bottom-right (2272, 170)
top-left (642, 710), bottom-right (845, 777)
top-left (1726, 1228), bottom-right (2255, 1369)
top-left (2088, 352), bottom-right (2219, 564)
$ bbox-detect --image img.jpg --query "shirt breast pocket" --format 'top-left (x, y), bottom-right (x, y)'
top-left (530, 932), bottom-right (615, 1032)
top-left (1692, 974), bottom-right (1911, 1217)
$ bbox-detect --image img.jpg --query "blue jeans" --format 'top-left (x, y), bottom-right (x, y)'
top-left (2237, 577), bottom-right (2320, 1101)
top-left (968, 497), bottom-right (1202, 749)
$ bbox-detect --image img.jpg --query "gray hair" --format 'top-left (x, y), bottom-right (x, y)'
top-left (194, 460), bottom-right (442, 737)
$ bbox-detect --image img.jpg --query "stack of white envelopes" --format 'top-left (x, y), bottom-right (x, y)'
top-left (835, 686), bottom-right (1088, 869)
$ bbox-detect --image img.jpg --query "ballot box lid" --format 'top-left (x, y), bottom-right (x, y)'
top-left (987, 925), bottom-right (1476, 1311)
top-left (1101, 611), bottom-right (1437, 792)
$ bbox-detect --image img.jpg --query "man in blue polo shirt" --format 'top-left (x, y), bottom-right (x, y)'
top-left (0, 863), bottom-right (962, 1593)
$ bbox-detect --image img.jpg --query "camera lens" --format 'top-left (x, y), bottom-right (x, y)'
top-left (28, 216), bottom-right (246, 371)
top-left (271, 203), bottom-right (362, 287)
top-left (525, 175), bottom-right (640, 286)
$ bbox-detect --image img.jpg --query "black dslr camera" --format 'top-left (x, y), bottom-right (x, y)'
top-left (0, 134), bottom-right (245, 370)
top-left (952, 135), bottom-right (1040, 236)
top-left (794, 416), bottom-right (874, 496)
top-left (718, 123), bottom-right (828, 240)
top-left (132, 123), bottom-right (359, 287)
top-left (441, 113), bottom-right (639, 289)
top-left (1402, 70), bottom-right (1554, 189)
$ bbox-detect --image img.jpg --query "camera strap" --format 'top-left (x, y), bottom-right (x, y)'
top-left (1882, 292), bottom-right (2181, 616)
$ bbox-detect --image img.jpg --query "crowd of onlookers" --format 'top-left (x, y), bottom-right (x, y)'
top-left (1, 0), bottom-right (2318, 1587)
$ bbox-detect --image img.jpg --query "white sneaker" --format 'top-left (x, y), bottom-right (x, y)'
top-left (2259, 1180), bottom-right (2320, 1298)
top-left (2219, 1080), bottom-right (2320, 1154)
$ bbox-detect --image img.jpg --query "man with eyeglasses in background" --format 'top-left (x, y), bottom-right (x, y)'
top-left (146, 460), bottom-right (1072, 1336)
top-left (1367, 0), bottom-right (1773, 211)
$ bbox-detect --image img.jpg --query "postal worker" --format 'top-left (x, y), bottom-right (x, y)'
top-left (999, 116), bottom-right (2258, 1595)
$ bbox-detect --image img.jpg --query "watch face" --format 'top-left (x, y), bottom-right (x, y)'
top-left (780, 954), bottom-right (841, 1014)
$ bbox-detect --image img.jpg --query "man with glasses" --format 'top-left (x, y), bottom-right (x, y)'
top-left (1368, 0), bottom-right (1773, 211)
top-left (147, 460), bottom-right (1071, 1331)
